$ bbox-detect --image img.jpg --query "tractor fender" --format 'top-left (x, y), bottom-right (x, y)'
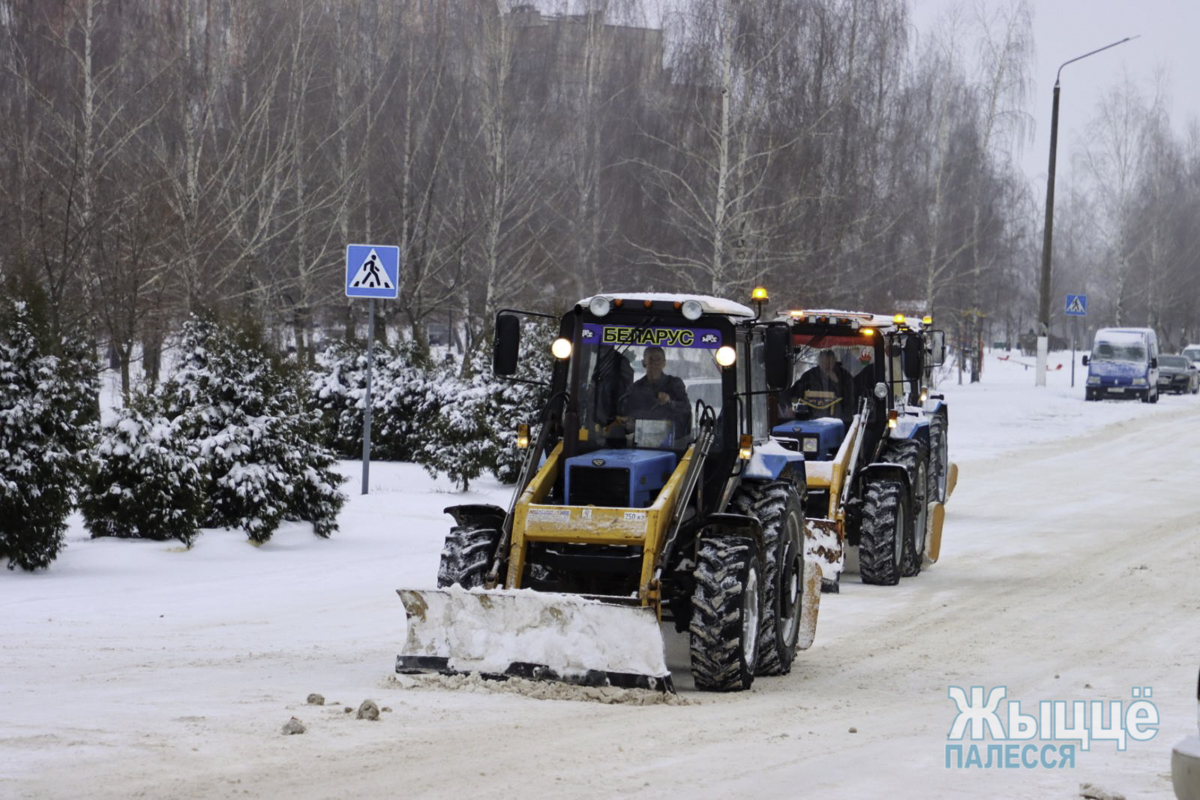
top-left (923, 396), bottom-right (947, 416)
top-left (444, 503), bottom-right (507, 531)
top-left (890, 416), bottom-right (931, 448)
top-left (697, 512), bottom-right (765, 550)
top-left (743, 440), bottom-right (807, 485)
top-left (861, 462), bottom-right (911, 492)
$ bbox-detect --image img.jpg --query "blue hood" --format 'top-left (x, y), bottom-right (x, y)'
top-left (1089, 360), bottom-right (1146, 378)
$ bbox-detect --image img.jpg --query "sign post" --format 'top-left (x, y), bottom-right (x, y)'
top-left (346, 244), bottom-right (401, 495)
top-left (1065, 294), bottom-right (1088, 389)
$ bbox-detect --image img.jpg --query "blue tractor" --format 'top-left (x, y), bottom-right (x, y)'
top-left (397, 291), bottom-right (827, 693)
top-left (767, 310), bottom-right (946, 590)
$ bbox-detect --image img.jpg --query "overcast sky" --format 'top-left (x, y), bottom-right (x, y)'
top-left (909, 0), bottom-right (1200, 191)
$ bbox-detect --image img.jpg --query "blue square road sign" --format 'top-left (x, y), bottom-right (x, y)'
top-left (346, 244), bottom-right (400, 299)
top-left (1064, 294), bottom-right (1087, 316)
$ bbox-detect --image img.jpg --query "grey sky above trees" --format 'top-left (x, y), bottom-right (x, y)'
top-left (911, 0), bottom-right (1200, 184)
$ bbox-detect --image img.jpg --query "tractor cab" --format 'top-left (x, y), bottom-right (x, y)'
top-left (770, 310), bottom-right (892, 461)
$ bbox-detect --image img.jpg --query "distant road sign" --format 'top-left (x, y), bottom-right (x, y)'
top-left (346, 244), bottom-right (400, 299)
top-left (1065, 294), bottom-right (1088, 316)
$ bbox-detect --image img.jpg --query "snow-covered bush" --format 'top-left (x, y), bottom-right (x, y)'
top-left (417, 354), bottom-right (494, 491)
top-left (81, 398), bottom-right (203, 546)
top-left (310, 338), bottom-right (436, 462)
top-left (164, 316), bottom-right (345, 544)
top-left (0, 299), bottom-right (98, 571)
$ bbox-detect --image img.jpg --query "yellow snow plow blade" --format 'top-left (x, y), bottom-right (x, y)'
top-left (396, 587), bottom-right (673, 692)
top-left (945, 462), bottom-right (959, 499)
top-left (925, 501), bottom-right (945, 564)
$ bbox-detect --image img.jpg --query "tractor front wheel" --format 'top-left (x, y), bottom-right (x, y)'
top-left (858, 478), bottom-right (908, 586)
top-left (690, 535), bottom-right (764, 692)
top-left (437, 525), bottom-right (500, 589)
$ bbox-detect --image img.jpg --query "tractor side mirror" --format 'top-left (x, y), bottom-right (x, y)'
top-left (927, 330), bottom-right (947, 367)
top-left (764, 323), bottom-right (792, 391)
top-left (1081, 355), bottom-right (1089, 366)
top-left (904, 335), bottom-right (923, 382)
top-left (494, 313), bottom-right (521, 376)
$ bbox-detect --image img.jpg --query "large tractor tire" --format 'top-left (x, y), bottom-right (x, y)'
top-left (732, 481), bottom-right (805, 676)
top-left (929, 413), bottom-right (949, 502)
top-left (437, 525), bottom-right (500, 589)
top-left (858, 478), bottom-right (909, 586)
top-left (690, 535), bottom-right (764, 692)
top-left (882, 439), bottom-right (929, 577)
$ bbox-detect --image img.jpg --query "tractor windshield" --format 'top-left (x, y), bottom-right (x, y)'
top-left (784, 333), bottom-right (878, 424)
top-left (573, 321), bottom-right (726, 452)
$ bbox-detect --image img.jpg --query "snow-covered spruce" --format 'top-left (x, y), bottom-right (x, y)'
top-left (81, 398), bottom-right (204, 546)
top-left (0, 299), bottom-right (98, 571)
top-left (311, 338), bottom-right (438, 462)
top-left (165, 317), bottom-right (346, 544)
top-left (417, 353), bottom-right (494, 492)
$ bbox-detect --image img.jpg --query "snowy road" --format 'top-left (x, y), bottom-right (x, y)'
top-left (3, 357), bottom-right (1199, 799)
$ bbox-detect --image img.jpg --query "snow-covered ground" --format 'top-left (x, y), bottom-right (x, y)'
top-left (2, 350), bottom-right (1198, 799)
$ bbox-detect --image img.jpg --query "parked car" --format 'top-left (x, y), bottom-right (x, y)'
top-left (1183, 344), bottom-right (1200, 369)
top-left (1174, 666), bottom-right (1200, 800)
top-left (1083, 327), bottom-right (1160, 402)
top-left (1158, 354), bottom-right (1200, 395)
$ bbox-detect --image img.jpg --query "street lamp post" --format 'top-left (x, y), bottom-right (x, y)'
top-left (1035, 36), bottom-right (1138, 387)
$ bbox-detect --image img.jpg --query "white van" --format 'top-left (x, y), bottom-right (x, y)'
top-left (1082, 327), bottom-right (1160, 402)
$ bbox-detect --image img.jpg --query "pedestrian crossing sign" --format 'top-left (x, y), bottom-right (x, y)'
top-left (1064, 294), bottom-right (1087, 316)
top-left (346, 244), bottom-right (400, 299)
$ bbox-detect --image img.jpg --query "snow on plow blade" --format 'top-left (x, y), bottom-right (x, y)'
top-left (396, 587), bottom-right (674, 692)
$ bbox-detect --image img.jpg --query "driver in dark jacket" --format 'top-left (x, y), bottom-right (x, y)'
top-left (780, 348), bottom-right (856, 424)
top-left (623, 345), bottom-right (691, 438)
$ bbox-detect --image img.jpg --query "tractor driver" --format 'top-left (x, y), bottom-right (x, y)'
top-left (622, 345), bottom-right (692, 439)
top-left (780, 348), bottom-right (857, 424)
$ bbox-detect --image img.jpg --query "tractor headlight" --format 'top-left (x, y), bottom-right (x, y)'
top-left (681, 299), bottom-right (703, 320)
top-left (715, 346), bottom-right (737, 367)
top-left (1132, 377), bottom-right (1147, 385)
top-left (588, 296), bottom-right (612, 317)
top-left (874, 382), bottom-right (888, 400)
top-left (516, 423), bottom-right (530, 449)
top-left (551, 337), bottom-right (573, 360)
top-left (802, 437), bottom-right (819, 454)
top-left (1087, 376), bottom-right (1101, 385)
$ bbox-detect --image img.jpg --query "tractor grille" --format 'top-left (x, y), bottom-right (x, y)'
top-left (568, 466), bottom-right (631, 507)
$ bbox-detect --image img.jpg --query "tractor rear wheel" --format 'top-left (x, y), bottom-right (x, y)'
top-left (929, 413), bottom-right (949, 502)
top-left (858, 478), bottom-right (908, 586)
top-left (882, 439), bottom-right (929, 577)
top-left (690, 535), bottom-right (764, 692)
top-left (732, 481), bottom-right (805, 676)
top-left (437, 526), bottom-right (500, 589)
